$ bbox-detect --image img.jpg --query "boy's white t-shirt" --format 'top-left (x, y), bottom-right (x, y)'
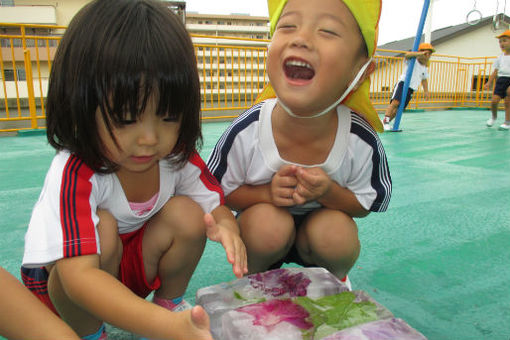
top-left (207, 99), bottom-right (392, 215)
top-left (398, 60), bottom-right (429, 90)
top-left (22, 150), bottom-right (223, 268)
top-left (493, 54), bottom-right (510, 77)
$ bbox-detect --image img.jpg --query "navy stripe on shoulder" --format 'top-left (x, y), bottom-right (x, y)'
top-left (350, 113), bottom-right (392, 212)
top-left (207, 103), bottom-right (262, 182)
top-left (21, 266), bottom-right (49, 295)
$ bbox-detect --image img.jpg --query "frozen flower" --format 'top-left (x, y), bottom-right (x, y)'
top-left (237, 299), bottom-right (313, 332)
top-left (249, 268), bottom-right (312, 297)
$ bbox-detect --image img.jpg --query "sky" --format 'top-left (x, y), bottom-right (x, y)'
top-left (184, 0), bottom-right (508, 45)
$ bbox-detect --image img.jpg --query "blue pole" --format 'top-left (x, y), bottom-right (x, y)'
top-left (392, 0), bottom-right (431, 131)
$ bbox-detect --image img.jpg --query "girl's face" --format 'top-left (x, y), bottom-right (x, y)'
top-left (267, 0), bottom-right (368, 116)
top-left (96, 95), bottom-right (180, 175)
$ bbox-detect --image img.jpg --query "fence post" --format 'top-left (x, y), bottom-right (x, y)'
top-left (23, 49), bottom-right (38, 129)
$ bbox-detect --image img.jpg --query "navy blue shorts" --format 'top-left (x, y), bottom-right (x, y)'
top-left (390, 81), bottom-right (415, 108)
top-left (269, 213), bottom-right (312, 269)
top-left (493, 76), bottom-right (510, 98)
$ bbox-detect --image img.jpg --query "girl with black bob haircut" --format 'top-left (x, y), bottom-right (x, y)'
top-left (21, 1), bottom-right (247, 339)
top-left (46, 0), bottom-right (201, 172)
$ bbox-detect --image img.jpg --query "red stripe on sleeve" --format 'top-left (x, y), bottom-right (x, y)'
top-left (60, 155), bottom-right (97, 258)
top-left (189, 151), bottom-right (225, 205)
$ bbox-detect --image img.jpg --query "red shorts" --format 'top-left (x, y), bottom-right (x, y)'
top-left (119, 224), bottom-right (161, 298)
top-left (21, 223), bottom-right (161, 314)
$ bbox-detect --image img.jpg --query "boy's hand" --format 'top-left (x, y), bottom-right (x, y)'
top-left (204, 212), bottom-right (248, 278)
top-left (483, 83), bottom-right (490, 91)
top-left (293, 167), bottom-right (331, 204)
top-left (270, 164), bottom-right (298, 207)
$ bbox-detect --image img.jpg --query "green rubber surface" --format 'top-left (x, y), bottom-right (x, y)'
top-left (0, 110), bottom-right (509, 339)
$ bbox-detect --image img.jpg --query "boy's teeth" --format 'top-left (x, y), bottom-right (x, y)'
top-left (286, 60), bottom-right (312, 69)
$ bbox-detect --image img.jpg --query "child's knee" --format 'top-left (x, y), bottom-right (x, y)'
top-left (302, 210), bottom-right (359, 260)
top-left (158, 196), bottom-right (205, 240)
top-left (239, 204), bottom-right (294, 253)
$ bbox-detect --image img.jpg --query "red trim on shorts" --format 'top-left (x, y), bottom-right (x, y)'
top-left (119, 224), bottom-right (161, 298)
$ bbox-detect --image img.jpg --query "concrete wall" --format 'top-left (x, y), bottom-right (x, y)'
top-left (14, 0), bottom-right (89, 26)
top-left (434, 24), bottom-right (509, 58)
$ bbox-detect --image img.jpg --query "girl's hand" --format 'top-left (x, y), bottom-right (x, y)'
top-left (180, 306), bottom-right (213, 340)
top-left (166, 306), bottom-right (212, 340)
top-left (271, 164), bottom-right (299, 206)
top-left (293, 167), bottom-right (332, 204)
top-left (204, 212), bottom-right (248, 278)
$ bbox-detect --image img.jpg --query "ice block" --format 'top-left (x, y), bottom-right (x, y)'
top-left (220, 290), bottom-right (394, 340)
top-left (196, 267), bottom-right (349, 339)
top-left (321, 318), bottom-right (427, 340)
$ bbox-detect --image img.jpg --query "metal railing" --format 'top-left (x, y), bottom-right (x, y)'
top-left (0, 23), bottom-right (499, 133)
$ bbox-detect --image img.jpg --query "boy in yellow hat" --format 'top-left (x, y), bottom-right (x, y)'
top-left (207, 0), bottom-right (392, 286)
top-left (483, 29), bottom-right (510, 130)
top-left (382, 42), bottom-right (434, 131)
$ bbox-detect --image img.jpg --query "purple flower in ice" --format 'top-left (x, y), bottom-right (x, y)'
top-left (238, 299), bottom-right (314, 332)
top-left (249, 269), bottom-right (312, 297)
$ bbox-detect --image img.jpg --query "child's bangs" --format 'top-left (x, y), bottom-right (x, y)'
top-left (99, 75), bottom-right (180, 125)
top-left (96, 2), bottom-right (194, 123)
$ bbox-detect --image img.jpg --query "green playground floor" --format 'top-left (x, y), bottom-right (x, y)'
top-left (1, 109), bottom-right (509, 339)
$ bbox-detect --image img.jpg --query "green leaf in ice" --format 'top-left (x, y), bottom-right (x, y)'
top-left (294, 291), bottom-right (378, 339)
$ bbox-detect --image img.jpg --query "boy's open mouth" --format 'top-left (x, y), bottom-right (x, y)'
top-left (284, 58), bottom-right (315, 80)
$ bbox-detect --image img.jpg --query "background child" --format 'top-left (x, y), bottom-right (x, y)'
top-left (0, 267), bottom-right (80, 340)
top-left (20, 0), bottom-right (246, 339)
top-left (382, 43), bottom-right (434, 131)
top-left (483, 29), bottom-right (510, 130)
top-left (207, 0), bottom-right (391, 285)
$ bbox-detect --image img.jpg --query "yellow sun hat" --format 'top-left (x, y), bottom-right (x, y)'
top-left (496, 29), bottom-right (510, 39)
top-left (258, 0), bottom-right (383, 132)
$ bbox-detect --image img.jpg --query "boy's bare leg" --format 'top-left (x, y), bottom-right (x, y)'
top-left (239, 203), bottom-right (295, 274)
top-left (383, 100), bottom-right (399, 123)
top-left (295, 209), bottom-right (360, 280)
top-left (505, 88), bottom-right (510, 122)
top-left (490, 95), bottom-right (501, 121)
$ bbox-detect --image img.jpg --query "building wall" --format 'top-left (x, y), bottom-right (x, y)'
top-left (13, 0), bottom-right (89, 26)
top-left (8, 1), bottom-right (270, 38)
top-left (186, 13), bottom-right (269, 40)
top-left (434, 24), bottom-right (510, 58)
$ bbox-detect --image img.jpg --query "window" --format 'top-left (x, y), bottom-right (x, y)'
top-left (472, 75), bottom-right (490, 91)
top-left (2, 68), bottom-right (26, 81)
top-left (1, 38), bottom-right (23, 47)
top-left (0, 0), bottom-right (15, 6)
